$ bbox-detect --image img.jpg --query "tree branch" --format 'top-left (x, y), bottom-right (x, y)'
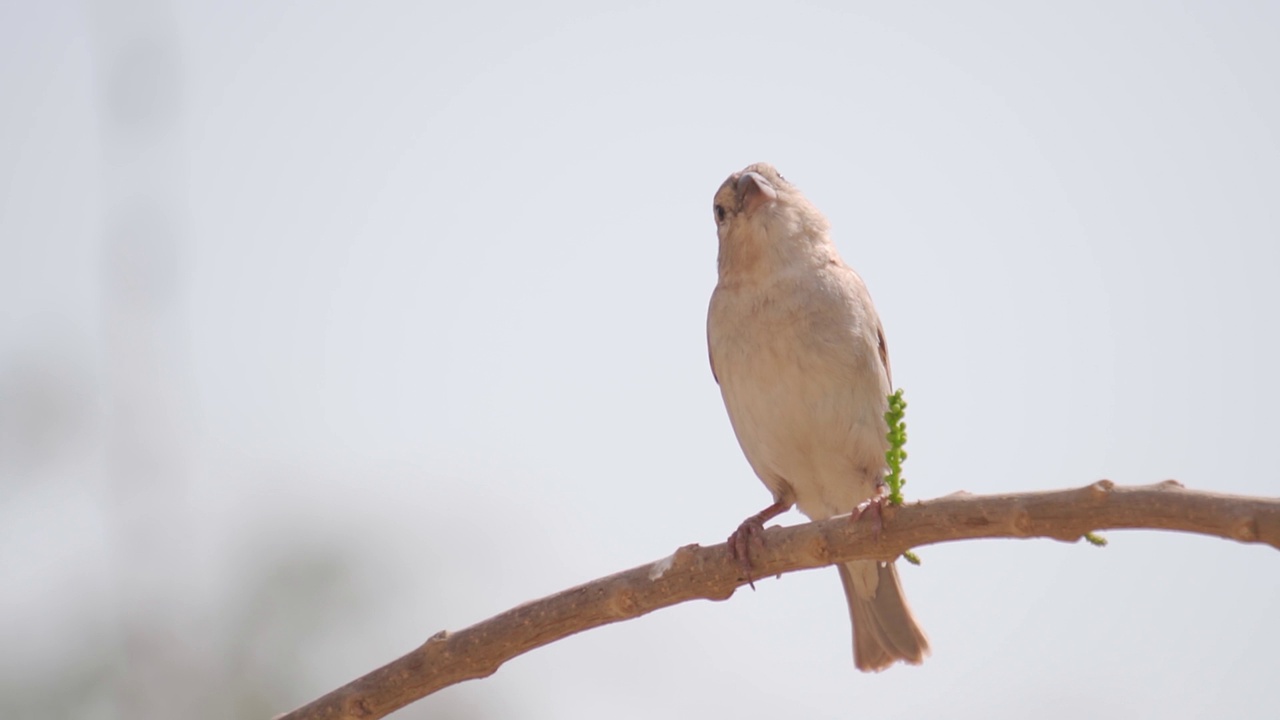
top-left (277, 480), bottom-right (1280, 720)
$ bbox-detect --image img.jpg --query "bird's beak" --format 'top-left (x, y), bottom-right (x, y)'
top-left (737, 171), bottom-right (777, 214)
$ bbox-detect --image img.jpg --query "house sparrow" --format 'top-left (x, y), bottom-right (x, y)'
top-left (707, 162), bottom-right (929, 671)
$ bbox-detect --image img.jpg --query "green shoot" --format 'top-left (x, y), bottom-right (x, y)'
top-left (884, 389), bottom-right (909, 506)
top-left (1083, 532), bottom-right (1108, 547)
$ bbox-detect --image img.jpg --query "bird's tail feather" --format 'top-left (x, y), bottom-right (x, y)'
top-left (838, 559), bottom-right (930, 672)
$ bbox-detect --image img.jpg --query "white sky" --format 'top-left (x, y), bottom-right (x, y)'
top-left (2, 2), bottom-right (1278, 718)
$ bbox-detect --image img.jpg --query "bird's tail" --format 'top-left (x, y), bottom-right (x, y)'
top-left (838, 559), bottom-right (930, 672)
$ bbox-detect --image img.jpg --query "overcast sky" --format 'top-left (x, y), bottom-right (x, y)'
top-left (2, 2), bottom-right (1278, 718)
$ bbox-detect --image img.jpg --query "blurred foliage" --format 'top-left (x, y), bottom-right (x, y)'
top-left (0, 541), bottom-right (355, 719)
top-left (0, 348), bottom-right (493, 719)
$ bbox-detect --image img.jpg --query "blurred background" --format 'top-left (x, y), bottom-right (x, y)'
top-left (2, 1), bottom-right (1278, 718)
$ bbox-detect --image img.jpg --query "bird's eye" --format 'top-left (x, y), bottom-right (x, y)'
top-left (715, 204), bottom-right (727, 222)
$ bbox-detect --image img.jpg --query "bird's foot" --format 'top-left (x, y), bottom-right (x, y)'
top-left (727, 499), bottom-right (791, 590)
top-left (851, 493), bottom-right (889, 541)
top-left (728, 517), bottom-right (768, 589)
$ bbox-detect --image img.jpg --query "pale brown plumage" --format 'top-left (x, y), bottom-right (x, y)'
top-left (707, 163), bottom-right (929, 671)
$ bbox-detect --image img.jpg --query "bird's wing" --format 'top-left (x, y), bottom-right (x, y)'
top-left (708, 337), bottom-right (719, 384)
top-left (876, 320), bottom-right (892, 389)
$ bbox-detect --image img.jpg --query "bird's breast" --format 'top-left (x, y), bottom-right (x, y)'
top-left (708, 270), bottom-right (890, 519)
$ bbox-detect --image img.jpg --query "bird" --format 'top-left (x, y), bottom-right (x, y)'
top-left (706, 162), bottom-right (929, 671)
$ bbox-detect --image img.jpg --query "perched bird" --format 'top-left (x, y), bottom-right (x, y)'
top-left (706, 162), bottom-right (929, 671)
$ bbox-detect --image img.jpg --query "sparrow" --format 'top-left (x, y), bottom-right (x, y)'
top-left (706, 162), bottom-right (929, 671)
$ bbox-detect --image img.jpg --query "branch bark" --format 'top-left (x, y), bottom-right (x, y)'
top-left (277, 481), bottom-right (1280, 720)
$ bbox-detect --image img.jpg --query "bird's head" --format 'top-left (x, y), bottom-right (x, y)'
top-left (712, 163), bottom-right (831, 279)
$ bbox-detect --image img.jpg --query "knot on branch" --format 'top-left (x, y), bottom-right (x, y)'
top-left (1231, 516), bottom-right (1259, 542)
top-left (608, 588), bottom-right (640, 617)
top-left (1087, 479), bottom-right (1116, 499)
top-left (1012, 507), bottom-right (1034, 536)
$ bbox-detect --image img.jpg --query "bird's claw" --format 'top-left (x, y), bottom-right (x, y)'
top-left (852, 493), bottom-right (889, 541)
top-left (728, 517), bottom-right (768, 590)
